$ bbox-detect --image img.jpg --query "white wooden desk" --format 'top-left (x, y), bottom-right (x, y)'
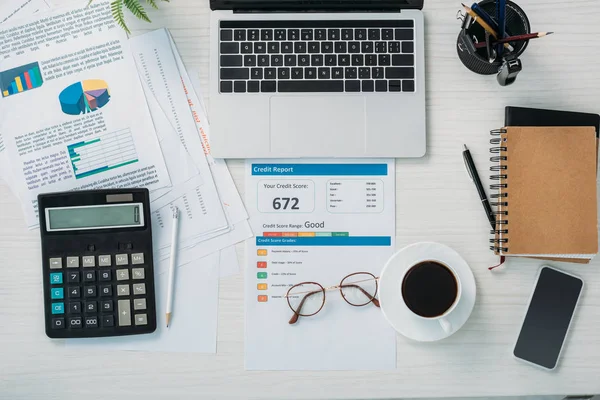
top-left (2, 0), bottom-right (600, 399)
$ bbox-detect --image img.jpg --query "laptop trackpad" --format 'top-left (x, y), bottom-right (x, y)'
top-left (270, 96), bottom-right (366, 156)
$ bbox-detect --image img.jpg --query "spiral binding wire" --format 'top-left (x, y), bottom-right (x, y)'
top-left (490, 129), bottom-right (508, 253)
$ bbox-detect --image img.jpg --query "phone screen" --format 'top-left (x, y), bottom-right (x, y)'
top-left (514, 267), bottom-right (583, 370)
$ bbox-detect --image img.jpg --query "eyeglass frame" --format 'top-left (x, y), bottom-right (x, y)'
top-left (285, 272), bottom-right (380, 324)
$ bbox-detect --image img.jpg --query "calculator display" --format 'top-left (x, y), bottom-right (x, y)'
top-left (46, 203), bottom-right (144, 232)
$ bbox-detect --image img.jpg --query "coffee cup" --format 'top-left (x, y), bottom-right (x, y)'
top-left (400, 260), bottom-right (462, 333)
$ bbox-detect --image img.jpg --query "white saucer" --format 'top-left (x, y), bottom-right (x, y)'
top-left (379, 242), bottom-right (476, 342)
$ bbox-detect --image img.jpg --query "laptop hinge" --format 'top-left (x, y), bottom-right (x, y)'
top-left (233, 9), bottom-right (402, 13)
top-left (211, 0), bottom-right (423, 12)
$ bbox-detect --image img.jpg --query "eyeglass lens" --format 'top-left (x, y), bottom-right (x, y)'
top-left (287, 283), bottom-right (325, 316)
top-left (340, 273), bottom-right (378, 306)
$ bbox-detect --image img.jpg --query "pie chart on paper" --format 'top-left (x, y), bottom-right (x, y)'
top-left (59, 79), bottom-right (111, 115)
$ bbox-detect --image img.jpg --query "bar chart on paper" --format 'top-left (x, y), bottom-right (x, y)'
top-left (67, 129), bottom-right (139, 179)
top-left (0, 62), bottom-right (43, 97)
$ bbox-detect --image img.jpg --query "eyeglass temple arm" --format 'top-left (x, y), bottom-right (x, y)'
top-left (289, 290), bottom-right (322, 324)
top-left (339, 284), bottom-right (380, 307)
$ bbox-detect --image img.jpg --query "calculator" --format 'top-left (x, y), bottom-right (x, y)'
top-left (38, 189), bottom-right (157, 339)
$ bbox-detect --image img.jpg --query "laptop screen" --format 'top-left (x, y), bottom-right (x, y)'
top-left (211, 0), bottom-right (424, 11)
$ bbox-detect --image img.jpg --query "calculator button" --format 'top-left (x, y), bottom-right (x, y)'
top-left (99, 270), bottom-right (111, 281)
top-left (50, 272), bottom-right (63, 285)
top-left (133, 298), bottom-right (146, 310)
top-left (131, 253), bottom-right (145, 265)
top-left (49, 258), bottom-right (62, 269)
top-left (116, 254), bottom-right (128, 266)
top-left (68, 287), bottom-right (81, 298)
top-left (85, 301), bottom-right (97, 314)
top-left (84, 286), bottom-right (97, 297)
top-left (101, 300), bottom-right (113, 312)
top-left (118, 300), bottom-right (132, 326)
top-left (100, 285), bottom-right (112, 297)
top-left (102, 315), bottom-right (115, 327)
top-left (51, 318), bottom-right (65, 329)
top-left (133, 283), bottom-right (146, 295)
top-left (66, 257), bottom-right (79, 268)
top-left (51, 302), bottom-right (64, 314)
top-left (51, 288), bottom-right (64, 299)
top-left (117, 284), bottom-right (130, 296)
top-left (82, 256), bottom-right (95, 268)
top-left (69, 317), bottom-right (82, 328)
top-left (85, 317), bottom-right (98, 328)
top-left (134, 314), bottom-right (148, 326)
top-left (116, 269), bottom-right (129, 281)
top-left (69, 302), bottom-right (81, 314)
top-left (67, 271), bottom-right (80, 283)
top-left (132, 268), bottom-right (145, 280)
top-left (83, 271), bottom-right (96, 282)
top-left (98, 255), bottom-right (111, 267)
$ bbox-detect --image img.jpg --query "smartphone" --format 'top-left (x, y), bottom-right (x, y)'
top-left (513, 266), bottom-right (584, 370)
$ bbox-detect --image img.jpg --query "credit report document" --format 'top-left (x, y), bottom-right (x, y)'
top-left (245, 160), bottom-right (397, 370)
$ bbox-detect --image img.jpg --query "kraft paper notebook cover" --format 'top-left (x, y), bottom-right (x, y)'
top-left (504, 109), bottom-right (599, 262)
top-left (491, 127), bottom-right (598, 262)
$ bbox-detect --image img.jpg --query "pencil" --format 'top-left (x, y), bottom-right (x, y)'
top-left (461, 4), bottom-right (513, 51)
top-left (471, 3), bottom-right (500, 33)
top-left (494, 31), bottom-right (554, 44)
top-left (474, 32), bottom-right (554, 49)
top-left (166, 206), bottom-right (180, 327)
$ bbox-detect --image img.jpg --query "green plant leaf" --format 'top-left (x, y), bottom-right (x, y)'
top-left (110, 0), bottom-right (131, 34)
top-left (90, 0), bottom-right (162, 33)
top-left (123, 0), bottom-right (152, 23)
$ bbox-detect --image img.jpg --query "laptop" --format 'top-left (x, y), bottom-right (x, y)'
top-left (209, 0), bottom-right (426, 158)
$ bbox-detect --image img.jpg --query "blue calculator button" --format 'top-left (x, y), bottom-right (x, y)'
top-left (50, 272), bottom-right (63, 285)
top-left (51, 288), bottom-right (64, 299)
top-left (51, 302), bottom-right (65, 314)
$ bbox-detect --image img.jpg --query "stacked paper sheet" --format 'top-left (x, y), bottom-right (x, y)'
top-left (0, 1), bottom-right (251, 353)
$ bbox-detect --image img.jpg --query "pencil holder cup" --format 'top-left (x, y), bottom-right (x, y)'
top-left (456, 0), bottom-right (530, 76)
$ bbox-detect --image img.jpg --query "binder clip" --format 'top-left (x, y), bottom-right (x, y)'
top-left (457, 10), bottom-right (474, 31)
top-left (497, 54), bottom-right (522, 86)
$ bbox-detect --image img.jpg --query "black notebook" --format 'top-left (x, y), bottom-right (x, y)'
top-left (505, 106), bottom-right (600, 137)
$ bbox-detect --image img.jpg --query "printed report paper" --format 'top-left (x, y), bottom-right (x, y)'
top-left (0, 0), bottom-right (52, 187)
top-left (245, 160), bottom-right (397, 370)
top-left (170, 31), bottom-right (248, 227)
top-left (0, 1), bottom-right (171, 226)
top-left (129, 29), bottom-right (229, 246)
top-left (0, 0), bottom-right (52, 24)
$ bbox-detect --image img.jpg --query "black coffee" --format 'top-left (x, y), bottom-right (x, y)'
top-left (401, 261), bottom-right (458, 318)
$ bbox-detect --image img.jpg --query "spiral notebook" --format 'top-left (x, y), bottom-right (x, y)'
top-left (490, 126), bottom-right (598, 263)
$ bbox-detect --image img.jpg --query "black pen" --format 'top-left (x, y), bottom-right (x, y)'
top-left (463, 144), bottom-right (496, 229)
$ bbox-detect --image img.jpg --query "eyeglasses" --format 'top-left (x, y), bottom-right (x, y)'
top-left (285, 272), bottom-right (380, 324)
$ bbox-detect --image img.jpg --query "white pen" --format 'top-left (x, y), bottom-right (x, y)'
top-left (166, 207), bottom-right (179, 327)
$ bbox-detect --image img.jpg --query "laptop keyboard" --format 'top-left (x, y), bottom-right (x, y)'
top-left (218, 20), bottom-right (416, 94)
